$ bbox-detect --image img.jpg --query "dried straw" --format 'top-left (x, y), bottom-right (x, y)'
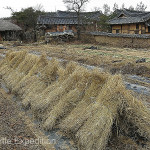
top-left (43, 68), bottom-right (91, 130)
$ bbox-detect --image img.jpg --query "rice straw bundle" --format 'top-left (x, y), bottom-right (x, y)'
top-left (14, 58), bottom-right (60, 106)
top-left (8, 50), bottom-right (27, 69)
top-left (22, 78), bottom-right (47, 108)
top-left (0, 50), bottom-right (13, 69)
top-left (17, 53), bottom-right (39, 75)
top-left (4, 70), bottom-right (24, 90)
top-left (39, 58), bottom-right (59, 85)
top-left (11, 54), bottom-right (43, 94)
top-left (5, 50), bottom-right (17, 63)
top-left (30, 59), bottom-right (61, 110)
top-left (27, 53), bottom-right (48, 76)
top-left (32, 66), bottom-right (83, 120)
top-left (75, 75), bottom-right (124, 150)
top-left (120, 90), bottom-right (150, 143)
top-left (43, 68), bottom-right (91, 130)
top-left (32, 61), bottom-right (78, 118)
top-left (0, 50), bottom-right (150, 150)
top-left (74, 75), bottom-right (150, 149)
top-left (59, 70), bottom-right (108, 135)
top-left (58, 61), bottom-right (78, 81)
top-left (0, 51), bottom-right (23, 75)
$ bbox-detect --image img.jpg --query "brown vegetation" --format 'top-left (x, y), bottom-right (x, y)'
top-left (0, 51), bottom-right (150, 150)
top-left (8, 43), bottom-right (150, 78)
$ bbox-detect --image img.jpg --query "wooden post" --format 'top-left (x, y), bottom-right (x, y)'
top-left (121, 25), bottom-right (122, 33)
top-left (128, 24), bottom-right (130, 34)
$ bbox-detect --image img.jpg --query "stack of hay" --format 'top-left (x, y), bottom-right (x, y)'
top-left (0, 51), bottom-right (150, 150)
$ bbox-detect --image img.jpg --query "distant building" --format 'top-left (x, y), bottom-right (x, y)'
top-left (37, 10), bottom-right (101, 35)
top-left (109, 9), bottom-right (150, 34)
top-left (0, 19), bottom-right (22, 41)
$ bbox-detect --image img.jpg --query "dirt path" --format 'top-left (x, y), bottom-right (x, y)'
top-left (0, 88), bottom-right (47, 150)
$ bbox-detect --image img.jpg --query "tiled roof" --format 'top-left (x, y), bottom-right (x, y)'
top-left (0, 19), bottom-right (22, 31)
top-left (37, 16), bottom-right (79, 25)
top-left (37, 11), bottom-right (101, 25)
top-left (109, 9), bottom-right (150, 25)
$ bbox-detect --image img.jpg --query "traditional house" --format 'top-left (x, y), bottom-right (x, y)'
top-left (0, 19), bottom-right (22, 41)
top-left (37, 10), bottom-right (101, 35)
top-left (109, 9), bottom-right (150, 34)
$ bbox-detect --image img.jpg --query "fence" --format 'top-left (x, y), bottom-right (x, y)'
top-left (90, 32), bottom-right (150, 48)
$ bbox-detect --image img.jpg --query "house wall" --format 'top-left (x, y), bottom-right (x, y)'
top-left (93, 35), bottom-right (150, 48)
top-left (45, 25), bottom-right (57, 32)
top-left (44, 23), bottom-right (97, 33)
top-left (45, 25), bottom-right (77, 33)
top-left (112, 25), bottom-right (122, 33)
top-left (122, 24), bottom-right (129, 33)
top-left (145, 26), bottom-right (150, 34)
top-left (0, 31), bottom-right (21, 41)
top-left (112, 23), bottom-right (148, 34)
top-left (0, 33), bottom-right (2, 41)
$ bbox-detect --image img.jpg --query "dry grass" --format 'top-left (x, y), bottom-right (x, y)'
top-left (43, 68), bottom-right (91, 130)
top-left (59, 70), bottom-right (109, 135)
top-left (11, 54), bottom-right (48, 95)
top-left (31, 61), bottom-right (78, 118)
top-left (0, 51), bottom-right (27, 89)
top-left (74, 75), bottom-right (124, 150)
top-left (17, 53), bottom-right (39, 75)
top-left (8, 44), bottom-right (150, 78)
top-left (32, 66), bottom-right (82, 120)
top-left (0, 50), bottom-right (150, 150)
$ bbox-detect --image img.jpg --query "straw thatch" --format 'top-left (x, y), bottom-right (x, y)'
top-left (0, 19), bottom-right (22, 31)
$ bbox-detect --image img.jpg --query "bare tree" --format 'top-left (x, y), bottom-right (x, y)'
top-left (92, 7), bottom-right (102, 12)
top-left (33, 4), bottom-right (44, 11)
top-left (113, 3), bottom-right (119, 12)
top-left (136, 1), bottom-right (147, 11)
top-left (128, 5), bottom-right (134, 11)
top-left (121, 3), bottom-right (125, 10)
top-left (4, 6), bottom-right (15, 13)
top-left (103, 4), bottom-right (110, 16)
top-left (63, 0), bottom-right (90, 40)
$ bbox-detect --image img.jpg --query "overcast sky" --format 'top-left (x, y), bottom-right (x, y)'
top-left (0, 0), bottom-right (150, 18)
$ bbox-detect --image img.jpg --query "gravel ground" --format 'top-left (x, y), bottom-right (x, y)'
top-left (0, 88), bottom-right (46, 150)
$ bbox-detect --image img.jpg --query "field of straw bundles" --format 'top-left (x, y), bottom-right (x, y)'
top-left (0, 50), bottom-right (150, 150)
top-left (10, 44), bottom-right (150, 78)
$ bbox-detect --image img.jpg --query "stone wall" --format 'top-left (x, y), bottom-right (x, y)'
top-left (91, 32), bottom-right (150, 48)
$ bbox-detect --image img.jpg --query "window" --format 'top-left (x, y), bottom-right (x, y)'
top-left (116, 29), bottom-right (119, 33)
top-left (148, 26), bottom-right (150, 32)
top-left (59, 25), bottom-right (63, 30)
top-left (136, 24), bottom-right (139, 30)
top-left (119, 14), bottom-right (127, 18)
top-left (69, 25), bottom-right (72, 30)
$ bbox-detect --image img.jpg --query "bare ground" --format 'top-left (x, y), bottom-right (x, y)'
top-left (0, 88), bottom-right (46, 150)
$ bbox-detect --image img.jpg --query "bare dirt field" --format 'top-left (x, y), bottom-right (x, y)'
top-left (0, 88), bottom-right (47, 150)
